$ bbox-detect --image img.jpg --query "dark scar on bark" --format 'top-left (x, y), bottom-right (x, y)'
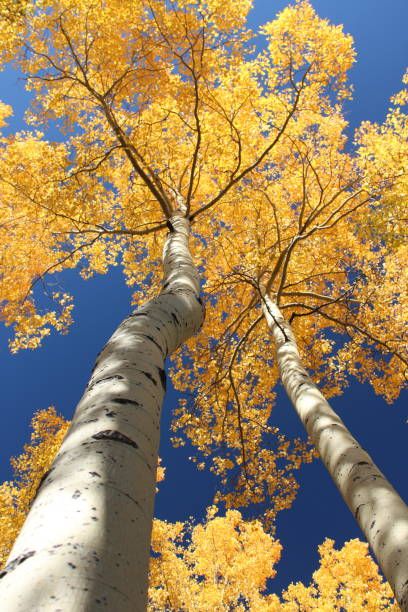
top-left (88, 375), bottom-right (124, 390)
top-left (158, 368), bottom-right (167, 390)
top-left (171, 312), bottom-right (180, 325)
top-left (0, 551), bottom-right (36, 579)
top-left (354, 503), bottom-right (367, 521)
top-left (139, 370), bottom-right (157, 386)
top-left (111, 398), bottom-right (141, 407)
top-left (141, 334), bottom-right (163, 354)
top-left (92, 430), bottom-right (138, 449)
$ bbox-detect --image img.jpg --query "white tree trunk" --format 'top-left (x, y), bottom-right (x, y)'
top-left (0, 213), bottom-right (204, 611)
top-left (262, 295), bottom-right (408, 610)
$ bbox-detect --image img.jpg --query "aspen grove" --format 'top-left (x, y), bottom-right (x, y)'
top-left (0, 0), bottom-right (407, 610)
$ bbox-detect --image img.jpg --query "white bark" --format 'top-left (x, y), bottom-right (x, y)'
top-left (262, 295), bottom-right (408, 610)
top-left (0, 213), bottom-right (204, 611)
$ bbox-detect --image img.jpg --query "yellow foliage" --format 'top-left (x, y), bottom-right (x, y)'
top-left (356, 70), bottom-right (408, 249)
top-left (278, 539), bottom-right (398, 611)
top-left (261, 0), bottom-right (355, 100)
top-left (0, 0), bottom-right (30, 61)
top-left (0, 100), bottom-right (12, 126)
top-left (0, 407), bottom-right (69, 567)
top-left (0, 0), bottom-right (359, 351)
top-left (149, 508), bottom-right (282, 611)
top-left (149, 512), bottom-right (397, 611)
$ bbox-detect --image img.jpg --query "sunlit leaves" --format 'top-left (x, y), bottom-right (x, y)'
top-left (260, 0), bottom-right (355, 110)
top-left (0, 0), bottom-right (30, 61)
top-left (149, 511), bottom-right (396, 610)
top-left (0, 407), bottom-right (69, 567)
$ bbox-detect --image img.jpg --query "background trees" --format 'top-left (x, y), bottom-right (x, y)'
top-left (0, 410), bottom-right (398, 610)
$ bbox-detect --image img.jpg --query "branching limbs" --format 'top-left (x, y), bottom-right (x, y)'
top-left (189, 65), bottom-right (313, 223)
top-left (26, 14), bottom-right (175, 218)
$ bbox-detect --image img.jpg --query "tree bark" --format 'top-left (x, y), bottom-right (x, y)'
top-left (262, 294), bottom-right (408, 610)
top-left (0, 213), bottom-right (204, 611)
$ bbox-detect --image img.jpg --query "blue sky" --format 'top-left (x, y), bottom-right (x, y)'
top-left (0, 0), bottom-right (407, 594)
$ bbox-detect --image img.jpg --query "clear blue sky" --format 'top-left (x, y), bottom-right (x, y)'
top-left (0, 0), bottom-right (407, 594)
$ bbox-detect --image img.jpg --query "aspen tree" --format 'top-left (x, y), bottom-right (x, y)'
top-left (261, 294), bottom-right (408, 609)
top-left (0, 208), bottom-right (204, 610)
top-left (173, 72), bottom-right (408, 605)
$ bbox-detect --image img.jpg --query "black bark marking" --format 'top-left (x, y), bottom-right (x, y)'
top-left (142, 334), bottom-right (163, 354)
top-left (0, 551), bottom-right (36, 578)
top-left (92, 430), bottom-right (138, 449)
top-left (359, 473), bottom-right (383, 483)
top-left (89, 471), bottom-right (101, 478)
top-left (129, 312), bottom-right (149, 320)
top-left (111, 398), bottom-right (141, 407)
top-left (349, 461), bottom-right (370, 473)
top-left (105, 410), bottom-right (117, 418)
top-left (354, 503), bottom-right (367, 521)
top-left (72, 490), bottom-right (81, 499)
top-left (38, 468), bottom-right (52, 488)
top-left (140, 370), bottom-right (157, 386)
top-left (171, 312), bottom-right (180, 325)
top-left (158, 367), bottom-right (166, 390)
top-left (88, 375), bottom-right (124, 390)
top-left (68, 562), bottom-right (76, 569)
top-left (166, 219), bottom-right (175, 232)
top-left (297, 381), bottom-right (310, 394)
top-left (162, 281), bottom-right (170, 290)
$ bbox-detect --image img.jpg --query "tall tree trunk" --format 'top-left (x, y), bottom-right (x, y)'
top-left (262, 294), bottom-right (408, 610)
top-left (0, 213), bottom-right (204, 611)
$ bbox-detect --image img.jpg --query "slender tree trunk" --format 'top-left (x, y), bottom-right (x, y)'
top-left (262, 294), bottom-right (408, 610)
top-left (0, 212), bottom-right (204, 611)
